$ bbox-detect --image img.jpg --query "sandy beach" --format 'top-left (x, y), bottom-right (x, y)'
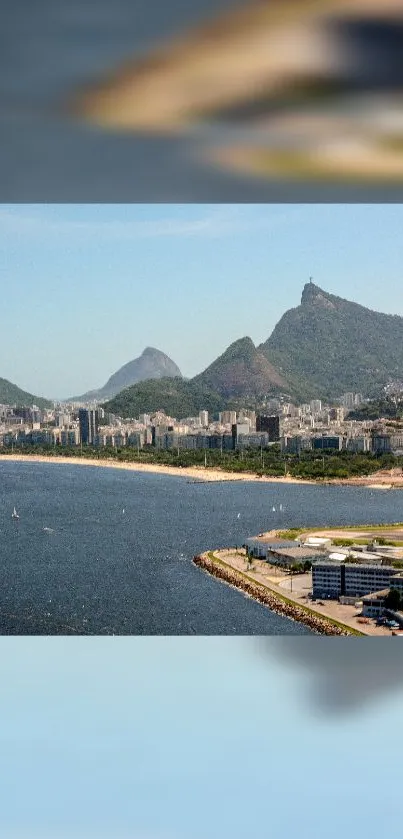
top-left (0, 454), bottom-right (315, 484)
top-left (1, 454), bottom-right (403, 488)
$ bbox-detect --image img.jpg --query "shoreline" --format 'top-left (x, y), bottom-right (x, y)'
top-left (1, 453), bottom-right (403, 487)
top-left (0, 453), bottom-right (314, 484)
top-left (193, 552), bottom-right (362, 636)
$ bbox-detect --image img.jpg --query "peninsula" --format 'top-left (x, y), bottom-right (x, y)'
top-left (195, 524), bottom-right (403, 636)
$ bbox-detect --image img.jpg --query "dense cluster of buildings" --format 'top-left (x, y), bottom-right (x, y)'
top-left (0, 390), bottom-right (402, 454)
top-left (0, 403), bottom-right (281, 451)
top-left (246, 532), bottom-right (403, 625)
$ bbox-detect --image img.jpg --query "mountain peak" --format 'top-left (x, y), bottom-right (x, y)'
top-left (301, 282), bottom-right (336, 310)
top-left (193, 335), bottom-right (287, 399)
top-left (142, 346), bottom-right (163, 356)
top-left (262, 281), bottom-right (403, 401)
top-left (301, 281), bottom-right (324, 303)
top-left (69, 348), bottom-right (182, 402)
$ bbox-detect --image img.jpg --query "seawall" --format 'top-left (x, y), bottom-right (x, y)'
top-left (193, 553), bottom-right (358, 636)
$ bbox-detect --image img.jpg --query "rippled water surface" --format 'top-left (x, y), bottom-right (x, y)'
top-left (2, 461), bottom-right (403, 634)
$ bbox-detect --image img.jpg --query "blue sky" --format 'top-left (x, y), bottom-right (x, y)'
top-left (1, 203), bottom-right (403, 398)
top-left (1, 637), bottom-right (403, 839)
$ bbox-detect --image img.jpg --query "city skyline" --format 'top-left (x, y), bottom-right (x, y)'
top-left (2, 203), bottom-right (403, 398)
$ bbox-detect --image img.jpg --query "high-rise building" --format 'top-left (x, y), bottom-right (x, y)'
top-left (256, 415), bottom-right (280, 441)
top-left (78, 409), bottom-right (99, 444)
top-left (341, 392), bottom-right (362, 409)
top-left (199, 410), bottom-right (209, 427)
top-left (219, 410), bottom-right (237, 425)
top-left (310, 399), bottom-right (322, 414)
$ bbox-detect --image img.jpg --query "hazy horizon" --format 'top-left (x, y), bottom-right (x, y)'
top-left (2, 203), bottom-right (403, 399)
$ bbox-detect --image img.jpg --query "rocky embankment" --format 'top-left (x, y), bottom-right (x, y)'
top-left (193, 554), bottom-right (354, 636)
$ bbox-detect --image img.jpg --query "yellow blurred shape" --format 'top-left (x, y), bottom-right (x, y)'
top-left (71, 0), bottom-right (403, 133)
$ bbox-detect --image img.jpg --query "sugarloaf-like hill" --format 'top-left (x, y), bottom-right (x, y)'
top-left (70, 347), bottom-right (183, 402)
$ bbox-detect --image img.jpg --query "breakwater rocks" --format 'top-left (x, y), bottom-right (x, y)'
top-left (193, 554), bottom-right (353, 636)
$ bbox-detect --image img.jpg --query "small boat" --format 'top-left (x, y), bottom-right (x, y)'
top-left (12, 507), bottom-right (19, 520)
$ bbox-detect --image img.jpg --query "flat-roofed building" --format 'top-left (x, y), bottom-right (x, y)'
top-left (312, 560), bottom-right (343, 599)
top-left (246, 537), bottom-right (297, 559)
top-left (361, 589), bottom-right (388, 618)
top-left (282, 435), bottom-right (312, 454)
top-left (312, 560), bottom-right (397, 600)
top-left (346, 435), bottom-right (371, 453)
top-left (256, 415), bottom-right (280, 441)
top-left (344, 564), bottom-right (397, 597)
top-left (372, 435), bottom-right (391, 453)
top-left (312, 435), bottom-right (343, 451)
top-left (60, 429), bottom-right (79, 446)
top-left (268, 546), bottom-right (327, 567)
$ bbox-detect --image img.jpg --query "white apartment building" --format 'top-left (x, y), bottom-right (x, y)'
top-left (310, 400), bottom-right (322, 414)
top-left (219, 410), bottom-right (237, 425)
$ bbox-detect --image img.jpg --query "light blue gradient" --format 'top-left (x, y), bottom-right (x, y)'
top-left (1, 637), bottom-right (402, 839)
top-left (1, 204), bottom-right (402, 398)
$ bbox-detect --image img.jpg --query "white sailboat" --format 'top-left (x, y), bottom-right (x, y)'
top-left (12, 507), bottom-right (19, 520)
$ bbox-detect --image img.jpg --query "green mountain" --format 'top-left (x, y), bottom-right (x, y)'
top-left (260, 282), bottom-right (403, 401)
top-left (102, 284), bottom-right (403, 413)
top-left (103, 377), bottom-right (226, 419)
top-left (0, 377), bottom-right (51, 409)
top-left (70, 347), bottom-right (182, 402)
top-left (193, 337), bottom-right (288, 399)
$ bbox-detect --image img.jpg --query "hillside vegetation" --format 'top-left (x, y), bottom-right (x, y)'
top-left (103, 376), bottom-right (226, 418)
top-left (0, 377), bottom-right (51, 409)
top-left (193, 336), bottom-right (288, 399)
top-left (261, 282), bottom-right (403, 401)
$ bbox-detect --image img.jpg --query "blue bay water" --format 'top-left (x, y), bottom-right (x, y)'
top-left (1, 460), bottom-right (403, 634)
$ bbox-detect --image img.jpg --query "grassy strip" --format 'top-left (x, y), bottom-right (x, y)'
top-left (277, 528), bottom-right (309, 539)
top-left (201, 552), bottom-right (364, 636)
top-left (278, 523), bottom-right (403, 538)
